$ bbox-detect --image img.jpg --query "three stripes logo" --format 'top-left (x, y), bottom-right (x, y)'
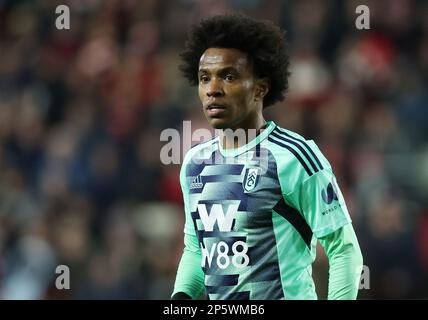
top-left (321, 180), bottom-right (339, 205)
top-left (268, 127), bottom-right (324, 177)
top-left (189, 175), bottom-right (203, 190)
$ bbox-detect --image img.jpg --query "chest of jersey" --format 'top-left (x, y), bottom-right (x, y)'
top-left (186, 148), bottom-right (282, 241)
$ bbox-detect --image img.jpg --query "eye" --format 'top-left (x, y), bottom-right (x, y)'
top-left (199, 75), bottom-right (209, 83)
top-left (225, 74), bottom-right (235, 81)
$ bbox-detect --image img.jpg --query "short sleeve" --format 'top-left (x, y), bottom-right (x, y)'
top-left (285, 168), bottom-right (352, 238)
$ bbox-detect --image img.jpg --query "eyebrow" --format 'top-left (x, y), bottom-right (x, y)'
top-left (198, 66), bottom-right (239, 74)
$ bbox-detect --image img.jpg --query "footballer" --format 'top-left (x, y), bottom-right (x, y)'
top-left (171, 14), bottom-right (363, 300)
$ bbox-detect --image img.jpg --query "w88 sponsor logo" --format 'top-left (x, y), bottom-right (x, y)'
top-left (201, 241), bottom-right (249, 269)
top-left (197, 203), bottom-right (250, 269)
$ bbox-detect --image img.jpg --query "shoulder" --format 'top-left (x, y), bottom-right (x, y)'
top-left (182, 136), bottom-right (219, 167)
top-left (179, 136), bottom-right (218, 189)
top-left (267, 124), bottom-right (331, 191)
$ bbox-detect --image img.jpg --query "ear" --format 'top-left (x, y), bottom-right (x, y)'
top-left (254, 78), bottom-right (270, 101)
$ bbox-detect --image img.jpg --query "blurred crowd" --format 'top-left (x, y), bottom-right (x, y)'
top-left (0, 0), bottom-right (427, 299)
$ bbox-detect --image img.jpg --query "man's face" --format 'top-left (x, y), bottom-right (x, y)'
top-left (198, 48), bottom-right (262, 130)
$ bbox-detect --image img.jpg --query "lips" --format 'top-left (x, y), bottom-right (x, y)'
top-left (206, 103), bottom-right (227, 117)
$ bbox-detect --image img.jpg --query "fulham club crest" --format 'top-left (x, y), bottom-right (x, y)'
top-left (243, 168), bottom-right (260, 193)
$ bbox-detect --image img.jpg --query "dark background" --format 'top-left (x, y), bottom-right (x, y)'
top-left (0, 0), bottom-right (427, 299)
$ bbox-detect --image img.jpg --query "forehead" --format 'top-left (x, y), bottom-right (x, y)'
top-left (199, 48), bottom-right (251, 72)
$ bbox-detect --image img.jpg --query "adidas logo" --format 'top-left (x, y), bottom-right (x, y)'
top-left (189, 175), bottom-right (204, 190)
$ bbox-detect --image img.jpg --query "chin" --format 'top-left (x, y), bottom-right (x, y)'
top-left (207, 118), bottom-right (230, 130)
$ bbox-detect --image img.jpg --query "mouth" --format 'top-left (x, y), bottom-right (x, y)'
top-left (206, 103), bottom-right (227, 117)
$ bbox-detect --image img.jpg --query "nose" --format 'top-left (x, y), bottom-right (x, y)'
top-left (206, 78), bottom-right (224, 97)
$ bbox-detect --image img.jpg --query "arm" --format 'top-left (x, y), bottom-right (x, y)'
top-left (171, 151), bottom-right (206, 299)
top-left (318, 223), bottom-right (363, 300)
top-left (270, 137), bottom-right (362, 299)
top-left (171, 232), bottom-right (205, 299)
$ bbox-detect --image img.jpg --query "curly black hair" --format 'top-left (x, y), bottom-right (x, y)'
top-left (180, 14), bottom-right (290, 108)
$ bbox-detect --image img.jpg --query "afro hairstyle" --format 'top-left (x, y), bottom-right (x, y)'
top-left (179, 14), bottom-right (290, 108)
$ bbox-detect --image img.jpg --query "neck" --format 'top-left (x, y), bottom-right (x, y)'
top-left (220, 115), bottom-right (267, 150)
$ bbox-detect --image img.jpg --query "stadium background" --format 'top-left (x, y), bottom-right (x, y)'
top-left (0, 0), bottom-right (427, 299)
